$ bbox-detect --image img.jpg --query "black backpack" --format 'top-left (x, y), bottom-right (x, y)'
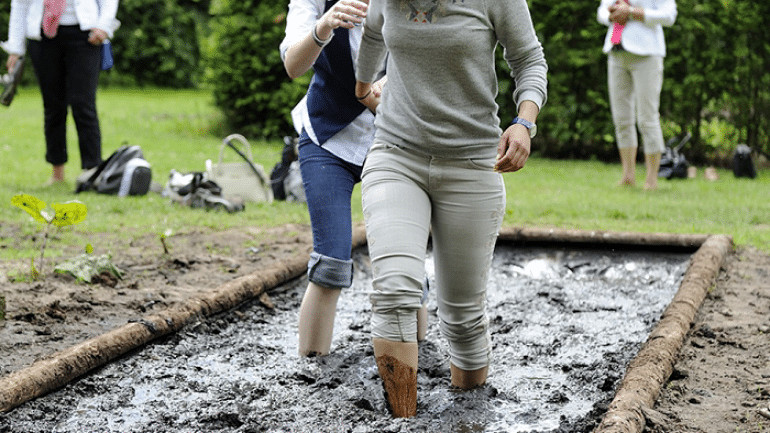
top-left (659, 133), bottom-right (691, 180)
top-left (270, 136), bottom-right (300, 201)
top-left (732, 144), bottom-right (757, 179)
top-left (76, 145), bottom-right (152, 196)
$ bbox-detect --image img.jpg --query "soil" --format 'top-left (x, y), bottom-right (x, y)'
top-left (0, 224), bottom-right (768, 432)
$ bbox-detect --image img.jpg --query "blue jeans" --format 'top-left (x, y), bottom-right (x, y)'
top-left (298, 131), bottom-right (363, 288)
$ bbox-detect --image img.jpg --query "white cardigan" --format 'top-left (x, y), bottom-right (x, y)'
top-left (597, 0), bottom-right (677, 57)
top-left (4, 0), bottom-right (120, 56)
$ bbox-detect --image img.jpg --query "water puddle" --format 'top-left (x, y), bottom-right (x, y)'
top-left (0, 245), bottom-right (690, 432)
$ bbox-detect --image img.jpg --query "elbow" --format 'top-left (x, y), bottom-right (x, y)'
top-left (285, 68), bottom-right (300, 80)
top-left (284, 63), bottom-right (304, 80)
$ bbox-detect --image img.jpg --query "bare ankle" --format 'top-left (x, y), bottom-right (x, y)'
top-left (450, 363), bottom-right (488, 390)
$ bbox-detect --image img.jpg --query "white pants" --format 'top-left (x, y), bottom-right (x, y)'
top-left (608, 50), bottom-right (666, 155)
top-left (362, 142), bottom-right (505, 370)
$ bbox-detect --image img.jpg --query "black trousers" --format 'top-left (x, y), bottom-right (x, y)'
top-left (28, 25), bottom-right (102, 170)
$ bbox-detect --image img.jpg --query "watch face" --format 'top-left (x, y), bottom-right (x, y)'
top-left (529, 124), bottom-right (537, 138)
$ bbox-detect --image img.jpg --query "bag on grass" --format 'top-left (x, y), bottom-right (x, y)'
top-left (732, 144), bottom-right (757, 179)
top-left (659, 133), bottom-right (691, 180)
top-left (269, 135), bottom-right (306, 203)
top-left (76, 145), bottom-right (152, 196)
top-left (205, 134), bottom-right (273, 203)
top-left (162, 170), bottom-right (244, 213)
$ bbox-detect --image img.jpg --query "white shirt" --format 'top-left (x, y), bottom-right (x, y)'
top-left (280, 0), bottom-right (379, 166)
top-left (597, 0), bottom-right (677, 57)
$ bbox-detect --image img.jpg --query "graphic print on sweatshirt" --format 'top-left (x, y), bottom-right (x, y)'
top-left (405, 0), bottom-right (439, 23)
top-left (403, 0), bottom-right (466, 24)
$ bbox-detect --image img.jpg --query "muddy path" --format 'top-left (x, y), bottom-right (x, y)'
top-left (0, 245), bottom-right (690, 433)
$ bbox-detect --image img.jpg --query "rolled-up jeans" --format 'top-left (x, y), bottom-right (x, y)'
top-left (362, 142), bottom-right (505, 370)
top-left (608, 50), bottom-right (665, 155)
top-left (298, 131), bottom-right (363, 289)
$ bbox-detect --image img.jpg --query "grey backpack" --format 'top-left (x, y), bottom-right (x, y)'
top-left (76, 145), bottom-right (152, 196)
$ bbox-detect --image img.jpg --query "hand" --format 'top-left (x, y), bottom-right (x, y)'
top-left (371, 76), bottom-right (387, 98)
top-left (608, 0), bottom-right (631, 25)
top-left (355, 80), bottom-right (379, 114)
top-left (87, 28), bottom-right (108, 46)
top-left (318, 0), bottom-right (369, 35)
top-left (6, 54), bottom-right (20, 72)
top-left (495, 124), bottom-right (531, 173)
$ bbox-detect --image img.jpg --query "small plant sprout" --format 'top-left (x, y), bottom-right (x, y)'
top-left (159, 229), bottom-right (173, 255)
top-left (11, 193), bottom-right (88, 277)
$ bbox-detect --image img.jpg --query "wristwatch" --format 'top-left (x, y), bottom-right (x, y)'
top-left (512, 117), bottom-right (537, 138)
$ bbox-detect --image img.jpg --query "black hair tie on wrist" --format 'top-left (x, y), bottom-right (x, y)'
top-left (356, 90), bottom-right (371, 101)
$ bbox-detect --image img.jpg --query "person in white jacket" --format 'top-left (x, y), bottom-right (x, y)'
top-left (597, 0), bottom-right (677, 190)
top-left (4, 0), bottom-right (119, 185)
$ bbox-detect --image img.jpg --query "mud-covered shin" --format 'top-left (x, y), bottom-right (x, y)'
top-left (374, 338), bottom-right (418, 418)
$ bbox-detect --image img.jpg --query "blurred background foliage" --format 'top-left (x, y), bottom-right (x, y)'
top-left (2, 0), bottom-right (768, 164)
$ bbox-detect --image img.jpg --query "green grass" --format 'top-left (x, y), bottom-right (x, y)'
top-left (1, 87), bottom-right (768, 266)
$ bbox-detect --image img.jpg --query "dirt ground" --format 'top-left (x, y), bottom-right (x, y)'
top-left (1, 223), bottom-right (768, 432)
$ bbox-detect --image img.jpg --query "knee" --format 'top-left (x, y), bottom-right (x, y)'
top-left (307, 252), bottom-right (353, 289)
top-left (439, 314), bottom-right (491, 371)
top-left (370, 275), bottom-right (424, 342)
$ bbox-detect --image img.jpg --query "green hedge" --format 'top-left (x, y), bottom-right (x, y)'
top-left (104, 0), bottom-right (204, 88)
top-left (203, 0), bottom-right (309, 139)
top-left (3, 0), bottom-right (768, 161)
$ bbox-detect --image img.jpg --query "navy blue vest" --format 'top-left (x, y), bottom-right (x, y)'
top-left (306, 0), bottom-right (366, 145)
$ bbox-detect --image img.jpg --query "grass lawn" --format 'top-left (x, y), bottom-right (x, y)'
top-left (1, 87), bottom-right (768, 266)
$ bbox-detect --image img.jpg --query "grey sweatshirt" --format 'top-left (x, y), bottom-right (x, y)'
top-left (356, 0), bottom-right (548, 160)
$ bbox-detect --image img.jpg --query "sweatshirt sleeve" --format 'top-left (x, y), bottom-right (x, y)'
top-left (489, 0), bottom-right (548, 110)
top-left (355, 0), bottom-right (386, 84)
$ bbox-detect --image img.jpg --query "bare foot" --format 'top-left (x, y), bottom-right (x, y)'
top-left (643, 181), bottom-right (658, 191)
top-left (617, 177), bottom-right (635, 187)
top-left (704, 167), bottom-right (719, 181)
top-left (44, 177), bottom-right (66, 186)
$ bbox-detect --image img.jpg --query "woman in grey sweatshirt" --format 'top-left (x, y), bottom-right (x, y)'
top-left (354, 0), bottom-right (547, 417)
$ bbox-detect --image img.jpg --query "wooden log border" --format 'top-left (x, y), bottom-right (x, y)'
top-left (0, 226), bottom-right (732, 427)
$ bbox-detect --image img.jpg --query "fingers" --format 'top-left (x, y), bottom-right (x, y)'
top-left (6, 54), bottom-right (20, 72)
top-left (608, 1), bottom-right (630, 23)
top-left (326, 0), bottom-right (368, 29)
top-left (371, 76), bottom-right (387, 97)
top-left (87, 29), bottom-right (107, 45)
top-left (494, 127), bottom-right (530, 173)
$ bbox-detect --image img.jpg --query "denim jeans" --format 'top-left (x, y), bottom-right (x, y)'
top-left (298, 131), bottom-right (363, 288)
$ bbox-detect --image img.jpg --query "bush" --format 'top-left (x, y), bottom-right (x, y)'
top-left (105, 0), bottom-right (202, 88)
top-left (523, 0), bottom-right (616, 160)
top-left (203, 0), bottom-right (309, 139)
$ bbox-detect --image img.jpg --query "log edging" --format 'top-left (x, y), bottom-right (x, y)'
top-left (0, 225), bottom-right (732, 425)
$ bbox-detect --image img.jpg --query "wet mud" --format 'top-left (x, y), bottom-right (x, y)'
top-left (0, 245), bottom-right (690, 433)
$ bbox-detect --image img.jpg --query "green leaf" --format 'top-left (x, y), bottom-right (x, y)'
top-left (51, 201), bottom-right (88, 228)
top-left (54, 254), bottom-right (124, 284)
top-left (11, 194), bottom-right (50, 224)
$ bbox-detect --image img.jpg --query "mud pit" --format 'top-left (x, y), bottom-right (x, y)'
top-left (0, 244), bottom-right (692, 432)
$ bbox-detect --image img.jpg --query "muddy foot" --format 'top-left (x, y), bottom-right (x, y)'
top-left (376, 354), bottom-right (417, 418)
